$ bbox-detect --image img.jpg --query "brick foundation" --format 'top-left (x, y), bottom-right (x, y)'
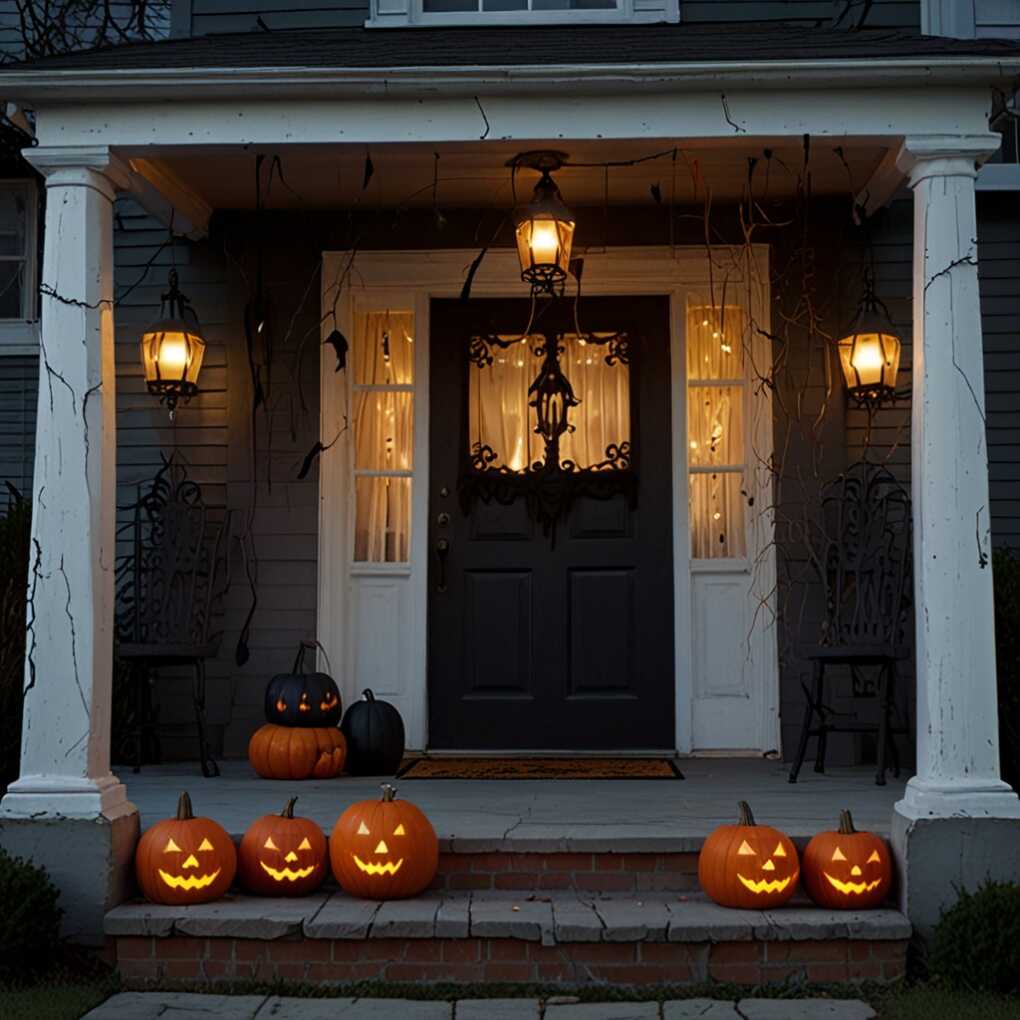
top-left (114, 935), bottom-right (907, 988)
top-left (432, 852), bottom-right (700, 893)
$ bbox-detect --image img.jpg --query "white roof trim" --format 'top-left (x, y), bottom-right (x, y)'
top-left (1, 56), bottom-right (1019, 102)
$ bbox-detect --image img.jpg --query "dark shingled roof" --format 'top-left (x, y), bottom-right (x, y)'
top-left (4, 24), bottom-right (1020, 72)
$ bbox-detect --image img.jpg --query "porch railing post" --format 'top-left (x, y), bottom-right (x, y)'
top-left (894, 134), bottom-right (1019, 822)
top-left (0, 146), bottom-right (138, 940)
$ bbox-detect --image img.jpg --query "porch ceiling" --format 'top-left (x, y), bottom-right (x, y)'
top-left (148, 139), bottom-right (889, 211)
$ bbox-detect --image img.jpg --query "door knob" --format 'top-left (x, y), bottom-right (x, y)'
top-left (437, 512), bottom-right (451, 527)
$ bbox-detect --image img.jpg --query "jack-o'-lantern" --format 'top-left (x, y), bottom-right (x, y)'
top-left (264, 642), bottom-right (342, 728)
top-left (238, 796), bottom-right (327, 897)
top-left (248, 723), bottom-right (347, 781)
top-left (698, 801), bottom-right (799, 909)
top-left (330, 784), bottom-right (438, 900)
top-left (135, 791), bottom-right (236, 905)
top-left (803, 809), bottom-right (892, 909)
top-left (340, 689), bottom-right (405, 776)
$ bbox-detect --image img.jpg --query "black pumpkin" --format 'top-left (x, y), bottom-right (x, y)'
top-left (265, 642), bottom-right (342, 728)
top-left (340, 689), bottom-right (405, 776)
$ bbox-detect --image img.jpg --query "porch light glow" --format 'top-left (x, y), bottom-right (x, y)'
top-left (512, 152), bottom-right (575, 296)
top-left (838, 279), bottom-right (901, 406)
top-left (140, 269), bottom-right (206, 419)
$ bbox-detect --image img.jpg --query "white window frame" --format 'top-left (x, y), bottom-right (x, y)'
top-left (367, 0), bottom-right (678, 29)
top-left (0, 179), bottom-right (39, 356)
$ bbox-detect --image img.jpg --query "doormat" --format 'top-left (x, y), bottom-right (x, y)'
top-left (395, 757), bottom-right (684, 780)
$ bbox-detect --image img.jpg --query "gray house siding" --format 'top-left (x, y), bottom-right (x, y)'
top-left (0, 356), bottom-right (37, 506)
top-left (181, 0), bottom-right (919, 34)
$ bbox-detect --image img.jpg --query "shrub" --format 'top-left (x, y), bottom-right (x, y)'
top-left (994, 547), bottom-right (1020, 791)
top-left (0, 847), bottom-right (63, 984)
top-left (0, 485), bottom-right (31, 794)
top-left (930, 879), bottom-right (1020, 994)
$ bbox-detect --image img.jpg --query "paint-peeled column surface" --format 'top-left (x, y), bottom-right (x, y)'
top-left (0, 152), bottom-right (132, 822)
top-left (896, 136), bottom-right (1020, 820)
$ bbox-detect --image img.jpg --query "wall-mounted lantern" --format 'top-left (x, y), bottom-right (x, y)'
top-left (838, 272), bottom-right (902, 407)
top-left (140, 269), bottom-right (206, 419)
top-left (511, 151), bottom-right (575, 297)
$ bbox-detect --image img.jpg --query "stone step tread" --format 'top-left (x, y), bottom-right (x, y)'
top-left (106, 892), bottom-right (910, 944)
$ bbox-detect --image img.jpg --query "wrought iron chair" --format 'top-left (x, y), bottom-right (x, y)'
top-left (788, 461), bottom-right (912, 786)
top-left (116, 458), bottom-right (231, 778)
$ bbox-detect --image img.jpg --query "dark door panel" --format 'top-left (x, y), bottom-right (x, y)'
top-left (428, 296), bottom-right (674, 750)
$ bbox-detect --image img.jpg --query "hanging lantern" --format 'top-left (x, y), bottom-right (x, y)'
top-left (838, 274), bottom-right (901, 407)
top-left (140, 269), bottom-right (206, 418)
top-left (511, 151), bottom-right (575, 297)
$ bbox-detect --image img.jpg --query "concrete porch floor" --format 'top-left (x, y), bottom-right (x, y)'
top-left (123, 758), bottom-right (906, 849)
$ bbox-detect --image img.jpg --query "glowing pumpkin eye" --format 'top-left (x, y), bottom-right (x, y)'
top-left (737, 840), bottom-right (756, 856)
top-left (276, 699), bottom-right (286, 712)
top-left (357, 821), bottom-right (370, 836)
top-left (198, 838), bottom-right (214, 852)
top-left (163, 838), bottom-right (182, 853)
top-left (393, 824), bottom-right (406, 836)
top-left (832, 847), bottom-right (847, 862)
top-left (298, 837), bottom-right (312, 850)
top-left (867, 850), bottom-right (881, 863)
top-left (264, 836), bottom-right (279, 850)
top-left (773, 842), bottom-right (786, 857)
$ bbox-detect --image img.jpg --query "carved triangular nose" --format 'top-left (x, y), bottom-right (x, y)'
top-left (374, 840), bottom-right (389, 854)
top-left (285, 851), bottom-right (298, 863)
top-left (762, 859), bottom-right (775, 872)
top-left (851, 865), bottom-right (862, 877)
top-left (182, 854), bottom-right (199, 869)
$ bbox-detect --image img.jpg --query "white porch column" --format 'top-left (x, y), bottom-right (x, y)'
top-left (0, 147), bottom-right (138, 907)
top-left (895, 135), bottom-right (1020, 821)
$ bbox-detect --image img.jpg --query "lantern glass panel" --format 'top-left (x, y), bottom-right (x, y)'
top-left (140, 327), bottom-right (206, 388)
top-left (515, 216), bottom-right (574, 284)
top-left (838, 331), bottom-right (900, 396)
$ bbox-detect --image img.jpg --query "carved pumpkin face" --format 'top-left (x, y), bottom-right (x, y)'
top-left (135, 792), bottom-right (236, 905)
top-left (238, 797), bottom-right (328, 897)
top-left (698, 801), bottom-right (800, 909)
top-left (330, 785), bottom-right (438, 900)
top-left (803, 810), bottom-right (892, 909)
top-left (264, 670), bottom-right (343, 728)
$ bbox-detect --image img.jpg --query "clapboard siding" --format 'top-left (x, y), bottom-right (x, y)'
top-left (191, 2), bottom-right (367, 35)
top-left (0, 355), bottom-right (37, 506)
top-left (976, 0), bottom-right (1020, 38)
top-left (682, 0), bottom-right (919, 27)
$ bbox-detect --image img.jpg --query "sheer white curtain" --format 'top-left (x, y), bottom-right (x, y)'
top-left (687, 304), bottom-right (748, 559)
top-left (469, 334), bottom-right (630, 471)
top-left (353, 311), bottom-right (414, 562)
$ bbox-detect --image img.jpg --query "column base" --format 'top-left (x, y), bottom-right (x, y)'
top-left (896, 775), bottom-right (1020, 820)
top-left (0, 806), bottom-right (139, 944)
top-left (0, 772), bottom-right (133, 820)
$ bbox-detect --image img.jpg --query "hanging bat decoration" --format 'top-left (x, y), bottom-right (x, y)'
top-left (324, 328), bottom-right (349, 373)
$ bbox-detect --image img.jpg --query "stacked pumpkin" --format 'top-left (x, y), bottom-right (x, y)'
top-left (698, 802), bottom-right (893, 910)
top-left (248, 642), bottom-right (347, 780)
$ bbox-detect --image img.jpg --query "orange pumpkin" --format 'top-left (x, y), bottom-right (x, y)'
top-left (802, 809), bottom-right (892, 909)
top-left (238, 796), bottom-right (328, 897)
top-left (248, 723), bottom-right (347, 780)
top-left (135, 791), bottom-right (236, 905)
top-left (698, 801), bottom-right (799, 909)
top-left (330, 784), bottom-right (438, 900)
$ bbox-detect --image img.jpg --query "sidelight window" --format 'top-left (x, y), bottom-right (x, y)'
top-left (687, 304), bottom-right (748, 559)
top-left (352, 310), bottom-right (415, 562)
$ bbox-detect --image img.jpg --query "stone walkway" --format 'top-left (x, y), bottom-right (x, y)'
top-left (84, 992), bottom-right (878, 1019)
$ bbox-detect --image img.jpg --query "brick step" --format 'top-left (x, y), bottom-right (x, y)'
top-left (107, 893), bottom-right (910, 989)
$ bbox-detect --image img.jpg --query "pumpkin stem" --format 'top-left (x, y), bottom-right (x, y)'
top-left (381, 783), bottom-right (397, 802)
top-left (737, 801), bottom-right (756, 826)
top-left (838, 809), bottom-right (856, 835)
top-left (363, 689), bottom-right (376, 702)
top-left (176, 792), bottom-right (194, 821)
top-left (282, 797), bottom-right (298, 819)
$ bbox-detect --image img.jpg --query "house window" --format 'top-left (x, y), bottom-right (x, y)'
top-left (352, 309), bottom-right (415, 562)
top-left (687, 303), bottom-right (748, 560)
top-left (0, 180), bottom-right (38, 354)
top-left (367, 0), bottom-right (676, 28)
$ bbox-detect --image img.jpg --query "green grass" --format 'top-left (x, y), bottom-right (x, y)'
top-left (877, 985), bottom-right (1020, 1020)
top-left (0, 979), bottom-right (116, 1020)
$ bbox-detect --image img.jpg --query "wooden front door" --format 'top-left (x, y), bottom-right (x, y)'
top-left (427, 296), bottom-right (674, 750)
